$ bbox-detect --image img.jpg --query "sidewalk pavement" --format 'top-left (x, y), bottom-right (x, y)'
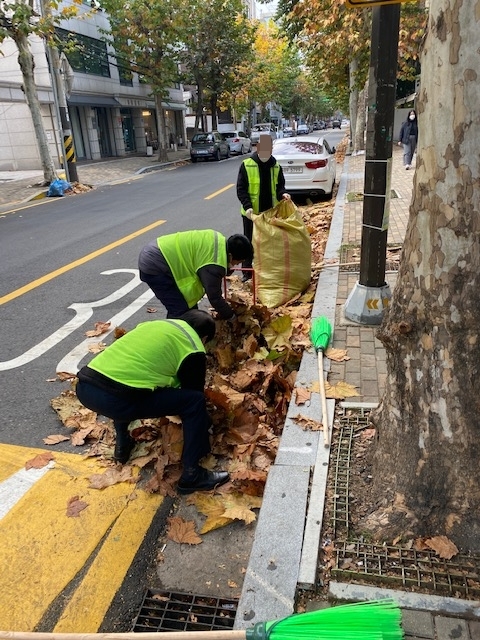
top-left (0, 149), bottom-right (191, 209)
top-left (235, 146), bottom-right (480, 640)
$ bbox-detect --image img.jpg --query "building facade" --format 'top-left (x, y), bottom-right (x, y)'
top-left (0, 3), bottom-right (187, 171)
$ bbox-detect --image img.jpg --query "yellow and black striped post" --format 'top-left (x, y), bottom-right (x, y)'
top-left (59, 105), bottom-right (78, 183)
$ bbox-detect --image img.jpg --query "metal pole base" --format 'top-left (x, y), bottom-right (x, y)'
top-left (344, 281), bottom-right (391, 325)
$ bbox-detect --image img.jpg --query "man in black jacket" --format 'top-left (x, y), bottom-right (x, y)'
top-left (236, 134), bottom-right (290, 280)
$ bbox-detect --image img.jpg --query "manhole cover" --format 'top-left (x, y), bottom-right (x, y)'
top-left (132, 590), bottom-right (238, 632)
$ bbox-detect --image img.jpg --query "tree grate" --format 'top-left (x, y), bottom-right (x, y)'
top-left (328, 408), bottom-right (480, 598)
top-left (332, 541), bottom-right (480, 598)
top-left (338, 244), bottom-right (401, 272)
top-left (331, 408), bottom-right (371, 538)
top-left (132, 590), bottom-right (238, 632)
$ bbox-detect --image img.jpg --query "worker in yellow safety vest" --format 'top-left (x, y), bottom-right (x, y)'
top-left (236, 134), bottom-right (290, 280)
top-left (139, 229), bottom-right (253, 320)
top-left (76, 310), bottom-right (230, 494)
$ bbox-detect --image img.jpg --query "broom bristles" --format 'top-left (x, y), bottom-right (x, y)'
top-left (263, 599), bottom-right (403, 640)
top-left (310, 316), bottom-right (332, 353)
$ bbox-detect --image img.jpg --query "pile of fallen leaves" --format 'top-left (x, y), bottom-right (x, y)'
top-left (50, 139), bottom-right (357, 531)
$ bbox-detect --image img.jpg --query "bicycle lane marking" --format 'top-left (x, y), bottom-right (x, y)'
top-left (56, 278), bottom-right (155, 374)
top-left (0, 270), bottom-right (151, 372)
top-left (0, 443), bottom-right (162, 631)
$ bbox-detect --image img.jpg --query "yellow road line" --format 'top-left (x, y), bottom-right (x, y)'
top-left (0, 443), bottom-right (162, 631)
top-left (0, 220), bottom-right (166, 306)
top-left (54, 491), bottom-right (161, 632)
top-left (204, 184), bottom-right (234, 200)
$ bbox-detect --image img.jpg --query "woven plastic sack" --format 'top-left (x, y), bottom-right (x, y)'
top-left (253, 199), bottom-right (311, 308)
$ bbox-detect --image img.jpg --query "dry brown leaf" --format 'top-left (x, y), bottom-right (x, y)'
top-left (167, 516), bottom-right (202, 545)
top-left (88, 342), bottom-right (106, 354)
top-left (43, 434), bottom-right (70, 445)
top-left (66, 495), bottom-right (88, 517)
top-left (146, 307), bottom-right (157, 313)
top-left (85, 321), bottom-right (111, 337)
top-left (88, 467), bottom-right (135, 489)
top-left (325, 380), bottom-right (360, 399)
top-left (424, 535), bottom-right (459, 559)
top-left (56, 371), bottom-right (77, 381)
top-left (293, 414), bottom-right (323, 431)
top-left (326, 347), bottom-right (350, 362)
top-left (25, 451), bottom-right (54, 469)
top-left (295, 387), bottom-right (311, 404)
top-left (114, 327), bottom-right (127, 338)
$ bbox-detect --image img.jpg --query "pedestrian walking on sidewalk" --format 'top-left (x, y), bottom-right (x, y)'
top-left (398, 109), bottom-right (418, 170)
top-left (138, 230), bottom-right (253, 321)
top-left (76, 310), bottom-right (230, 494)
top-left (236, 134), bottom-right (290, 281)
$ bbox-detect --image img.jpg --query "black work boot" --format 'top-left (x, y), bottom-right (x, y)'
top-left (114, 433), bottom-right (136, 464)
top-left (177, 466), bottom-right (230, 495)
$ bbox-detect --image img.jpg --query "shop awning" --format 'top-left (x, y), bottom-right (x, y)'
top-left (68, 95), bottom-right (121, 107)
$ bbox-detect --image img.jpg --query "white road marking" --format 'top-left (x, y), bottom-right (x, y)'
top-left (0, 462), bottom-right (54, 521)
top-left (0, 270), bottom-right (143, 371)
top-left (57, 287), bottom-right (154, 373)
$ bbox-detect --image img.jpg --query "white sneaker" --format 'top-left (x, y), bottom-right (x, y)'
top-left (405, 165), bottom-right (410, 170)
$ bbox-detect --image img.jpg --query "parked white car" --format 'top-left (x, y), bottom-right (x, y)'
top-left (222, 130), bottom-right (252, 155)
top-left (273, 135), bottom-right (337, 200)
top-left (250, 123), bottom-right (277, 145)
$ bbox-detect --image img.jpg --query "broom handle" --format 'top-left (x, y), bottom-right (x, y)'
top-left (317, 350), bottom-right (330, 447)
top-left (0, 632), bottom-right (247, 640)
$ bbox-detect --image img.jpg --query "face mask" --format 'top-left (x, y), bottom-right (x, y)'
top-left (409, 115), bottom-right (415, 120)
top-left (258, 155), bottom-right (270, 162)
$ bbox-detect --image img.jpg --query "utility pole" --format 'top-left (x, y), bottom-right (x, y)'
top-left (47, 45), bottom-right (79, 183)
top-left (344, 3), bottom-right (401, 324)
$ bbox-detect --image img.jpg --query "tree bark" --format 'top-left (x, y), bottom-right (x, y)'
top-left (354, 79), bottom-right (367, 152)
top-left (15, 32), bottom-right (57, 183)
top-left (363, 0), bottom-right (480, 552)
top-left (348, 58), bottom-right (359, 154)
top-left (154, 95), bottom-right (168, 163)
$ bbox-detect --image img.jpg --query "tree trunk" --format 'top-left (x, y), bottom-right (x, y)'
top-left (363, 0), bottom-right (480, 552)
top-left (15, 32), bottom-right (56, 183)
top-left (154, 95), bottom-right (168, 163)
top-left (348, 58), bottom-right (359, 154)
top-left (354, 80), bottom-right (367, 152)
top-left (210, 95), bottom-right (218, 131)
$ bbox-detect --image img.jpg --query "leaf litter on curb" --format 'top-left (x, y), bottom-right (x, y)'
top-left (49, 141), bottom-right (358, 536)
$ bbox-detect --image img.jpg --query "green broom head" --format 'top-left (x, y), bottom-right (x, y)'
top-left (245, 599), bottom-right (404, 640)
top-left (310, 316), bottom-right (332, 353)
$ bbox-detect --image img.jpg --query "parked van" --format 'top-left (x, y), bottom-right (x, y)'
top-left (250, 123), bottom-right (277, 145)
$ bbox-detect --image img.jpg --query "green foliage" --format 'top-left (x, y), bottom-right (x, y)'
top-left (177, 0), bottom-right (255, 111)
top-left (100, 0), bottom-right (181, 97)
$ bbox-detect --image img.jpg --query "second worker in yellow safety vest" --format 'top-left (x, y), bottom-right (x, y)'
top-left (139, 230), bottom-right (253, 321)
top-left (236, 134), bottom-right (291, 281)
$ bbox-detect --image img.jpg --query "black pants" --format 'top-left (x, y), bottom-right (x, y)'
top-left (76, 380), bottom-right (211, 469)
top-left (242, 215), bottom-right (254, 269)
top-left (139, 269), bottom-right (196, 318)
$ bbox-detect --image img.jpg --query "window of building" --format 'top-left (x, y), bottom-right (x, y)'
top-left (56, 28), bottom-right (111, 78)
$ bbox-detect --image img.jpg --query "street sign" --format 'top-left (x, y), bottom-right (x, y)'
top-left (345, 0), bottom-right (411, 7)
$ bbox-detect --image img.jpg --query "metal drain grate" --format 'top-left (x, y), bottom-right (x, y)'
top-left (332, 541), bottom-right (480, 598)
top-left (132, 590), bottom-right (238, 632)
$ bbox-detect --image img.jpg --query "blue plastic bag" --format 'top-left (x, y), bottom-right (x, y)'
top-left (47, 179), bottom-right (72, 197)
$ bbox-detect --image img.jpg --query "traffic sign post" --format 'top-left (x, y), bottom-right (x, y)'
top-left (344, 2), bottom-right (401, 324)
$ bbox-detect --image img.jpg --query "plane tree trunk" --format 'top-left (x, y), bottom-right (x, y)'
top-left (15, 31), bottom-right (57, 183)
top-left (363, 0), bottom-right (480, 552)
